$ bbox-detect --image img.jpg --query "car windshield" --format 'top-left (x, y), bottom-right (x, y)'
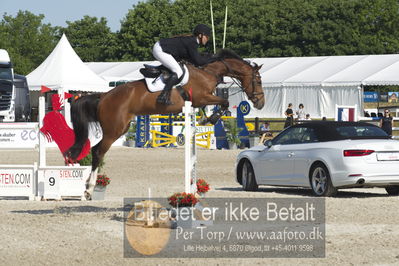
top-left (335, 125), bottom-right (388, 138)
top-left (272, 127), bottom-right (319, 145)
top-left (0, 66), bottom-right (12, 81)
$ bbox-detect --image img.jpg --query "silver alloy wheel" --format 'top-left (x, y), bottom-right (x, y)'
top-left (311, 167), bottom-right (327, 195)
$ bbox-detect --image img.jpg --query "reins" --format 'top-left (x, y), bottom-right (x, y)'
top-left (219, 59), bottom-right (264, 103)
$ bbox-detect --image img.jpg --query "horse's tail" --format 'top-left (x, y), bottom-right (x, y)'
top-left (66, 93), bottom-right (102, 160)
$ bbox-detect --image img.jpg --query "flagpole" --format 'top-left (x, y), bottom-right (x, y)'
top-left (222, 5), bottom-right (228, 49)
top-left (210, 0), bottom-right (216, 53)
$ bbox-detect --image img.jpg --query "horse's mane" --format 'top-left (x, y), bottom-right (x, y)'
top-left (214, 49), bottom-right (251, 65)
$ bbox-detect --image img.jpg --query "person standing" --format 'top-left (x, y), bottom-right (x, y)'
top-left (284, 103), bottom-right (294, 128)
top-left (296, 103), bottom-right (306, 121)
top-left (380, 109), bottom-right (393, 136)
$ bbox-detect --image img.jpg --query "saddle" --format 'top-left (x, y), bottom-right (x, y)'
top-left (140, 62), bottom-right (185, 83)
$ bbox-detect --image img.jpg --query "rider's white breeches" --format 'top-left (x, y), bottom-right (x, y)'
top-left (152, 41), bottom-right (183, 78)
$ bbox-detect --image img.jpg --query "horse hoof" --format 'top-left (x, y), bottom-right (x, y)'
top-left (84, 191), bottom-right (92, 200)
top-left (198, 117), bottom-right (208, 125)
top-left (209, 114), bottom-right (221, 125)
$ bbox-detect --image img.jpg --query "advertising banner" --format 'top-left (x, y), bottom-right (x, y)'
top-left (0, 166), bottom-right (35, 198)
top-left (388, 92), bottom-right (399, 103)
top-left (0, 123), bottom-right (39, 149)
top-left (363, 92), bottom-right (379, 102)
top-left (38, 166), bottom-right (90, 199)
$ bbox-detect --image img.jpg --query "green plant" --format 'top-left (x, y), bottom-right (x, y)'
top-left (224, 119), bottom-right (242, 147)
top-left (78, 152), bottom-right (105, 172)
top-left (126, 122), bottom-right (136, 141)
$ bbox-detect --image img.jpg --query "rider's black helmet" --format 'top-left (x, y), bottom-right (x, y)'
top-left (193, 24), bottom-right (211, 37)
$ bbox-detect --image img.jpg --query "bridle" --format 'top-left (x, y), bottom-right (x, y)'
top-left (219, 60), bottom-right (264, 105)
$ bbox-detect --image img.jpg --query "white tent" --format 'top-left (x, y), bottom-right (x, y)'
top-left (363, 59), bottom-right (399, 86)
top-left (27, 34), bottom-right (110, 93)
top-left (27, 34), bottom-right (110, 124)
top-left (85, 61), bottom-right (157, 82)
top-left (86, 54), bottom-right (399, 118)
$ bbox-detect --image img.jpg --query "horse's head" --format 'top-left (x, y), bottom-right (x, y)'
top-left (212, 50), bottom-right (265, 109)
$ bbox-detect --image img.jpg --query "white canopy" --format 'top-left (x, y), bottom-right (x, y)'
top-left (363, 59), bottom-right (399, 86)
top-left (86, 53), bottom-right (399, 118)
top-left (85, 61), bottom-right (157, 82)
top-left (27, 34), bottom-right (110, 92)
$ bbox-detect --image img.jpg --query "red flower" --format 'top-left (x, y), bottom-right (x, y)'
top-left (96, 174), bottom-right (111, 187)
top-left (168, 192), bottom-right (198, 207)
top-left (196, 179), bottom-right (210, 193)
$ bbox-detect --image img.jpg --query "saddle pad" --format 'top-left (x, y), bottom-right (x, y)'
top-left (145, 65), bottom-right (189, 92)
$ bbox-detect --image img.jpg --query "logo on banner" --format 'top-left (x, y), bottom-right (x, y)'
top-left (238, 101), bottom-right (251, 116)
top-left (176, 133), bottom-right (185, 146)
top-left (0, 171), bottom-right (32, 188)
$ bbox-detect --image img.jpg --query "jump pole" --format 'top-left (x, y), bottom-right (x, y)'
top-left (39, 95), bottom-right (46, 167)
top-left (183, 101), bottom-right (197, 193)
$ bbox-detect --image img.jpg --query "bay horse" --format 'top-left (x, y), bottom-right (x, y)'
top-left (66, 49), bottom-right (265, 199)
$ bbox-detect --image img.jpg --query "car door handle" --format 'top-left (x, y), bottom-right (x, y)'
top-left (288, 152), bottom-right (295, 157)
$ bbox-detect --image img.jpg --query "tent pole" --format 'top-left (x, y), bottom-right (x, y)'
top-left (360, 84), bottom-right (364, 117)
top-left (377, 87), bottom-right (380, 115)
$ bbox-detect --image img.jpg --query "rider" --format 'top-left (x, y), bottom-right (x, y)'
top-left (152, 24), bottom-right (213, 105)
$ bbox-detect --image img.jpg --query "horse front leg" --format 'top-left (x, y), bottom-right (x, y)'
top-left (196, 94), bottom-right (229, 125)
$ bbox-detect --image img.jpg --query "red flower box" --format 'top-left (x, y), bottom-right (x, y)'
top-left (168, 192), bottom-right (198, 207)
top-left (96, 174), bottom-right (110, 187)
top-left (196, 179), bottom-right (210, 193)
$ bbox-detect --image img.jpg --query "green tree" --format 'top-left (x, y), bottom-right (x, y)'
top-left (117, 0), bottom-right (214, 61)
top-left (62, 16), bottom-right (117, 62)
top-left (0, 11), bottom-right (58, 75)
top-left (117, 0), bottom-right (399, 59)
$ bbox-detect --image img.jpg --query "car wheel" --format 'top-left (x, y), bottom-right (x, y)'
top-left (310, 164), bottom-right (337, 197)
top-left (242, 160), bottom-right (258, 191)
top-left (385, 186), bottom-right (399, 195)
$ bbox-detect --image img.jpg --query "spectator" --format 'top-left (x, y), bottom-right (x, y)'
top-left (296, 103), bottom-right (306, 121)
top-left (260, 122), bottom-right (270, 131)
top-left (260, 122), bottom-right (272, 137)
top-left (284, 103), bottom-right (294, 128)
top-left (380, 109), bottom-right (393, 137)
top-left (304, 114), bottom-right (312, 120)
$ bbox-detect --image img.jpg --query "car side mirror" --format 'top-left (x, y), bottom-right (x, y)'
top-left (264, 139), bottom-right (273, 148)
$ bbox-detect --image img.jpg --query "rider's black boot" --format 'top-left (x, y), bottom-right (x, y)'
top-left (157, 73), bottom-right (179, 105)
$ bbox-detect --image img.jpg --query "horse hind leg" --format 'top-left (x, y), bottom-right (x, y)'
top-left (83, 143), bottom-right (99, 199)
top-left (85, 138), bottom-right (113, 199)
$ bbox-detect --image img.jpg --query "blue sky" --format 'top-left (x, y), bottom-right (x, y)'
top-left (1, 0), bottom-right (141, 32)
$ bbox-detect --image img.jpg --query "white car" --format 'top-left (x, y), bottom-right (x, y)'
top-left (236, 121), bottom-right (399, 196)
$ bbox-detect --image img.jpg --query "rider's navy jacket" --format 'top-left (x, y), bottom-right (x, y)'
top-left (159, 36), bottom-right (212, 66)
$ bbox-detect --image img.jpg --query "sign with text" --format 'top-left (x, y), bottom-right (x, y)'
top-left (42, 169), bottom-right (61, 199)
top-left (0, 123), bottom-right (39, 149)
top-left (38, 166), bottom-right (90, 199)
top-left (363, 92), bottom-right (379, 103)
top-left (0, 166), bottom-right (35, 198)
